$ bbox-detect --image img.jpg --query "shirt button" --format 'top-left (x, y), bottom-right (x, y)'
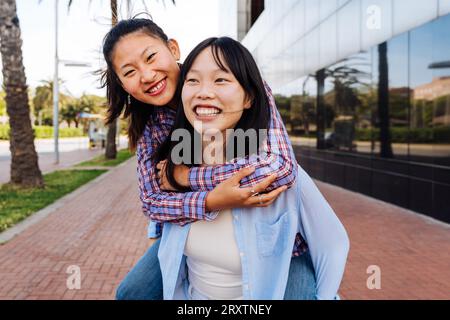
top-left (240, 252), bottom-right (244, 257)
top-left (234, 215), bottom-right (239, 220)
top-left (243, 284), bottom-right (249, 290)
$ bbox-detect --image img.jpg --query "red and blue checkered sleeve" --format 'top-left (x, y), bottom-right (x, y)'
top-left (189, 80), bottom-right (298, 192)
top-left (137, 124), bottom-right (217, 226)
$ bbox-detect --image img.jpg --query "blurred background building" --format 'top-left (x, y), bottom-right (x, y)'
top-left (220, 0), bottom-right (450, 223)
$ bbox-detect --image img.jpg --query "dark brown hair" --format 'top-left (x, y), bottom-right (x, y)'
top-left (156, 37), bottom-right (271, 191)
top-left (101, 18), bottom-right (170, 151)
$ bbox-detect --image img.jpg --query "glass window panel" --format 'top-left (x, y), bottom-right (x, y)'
top-left (304, 29), bottom-right (320, 75)
top-left (387, 33), bottom-right (409, 160)
top-left (409, 20), bottom-right (434, 165)
top-left (439, 0), bottom-right (450, 16)
top-left (320, 0), bottom-right (338, 20)
top-left (274, 76), bottom-right (318, 148)
top-left (361, 0), bottom-right (393, 50)
top-left (320, 14), bottom-right (337, 68)
top-left (338, 0), bottom-right (361, 58)
top-left (393, 0), bottom-right (438, 36)
top-left (305, 0), bottom-right (320, 33)
top-left (324, 50), bottom-right (374, 155)
top-left (431, 14), bottom-right (450, 167)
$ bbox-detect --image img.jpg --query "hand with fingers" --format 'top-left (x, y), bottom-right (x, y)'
top-left (205, 166), bottom-right (288, 211)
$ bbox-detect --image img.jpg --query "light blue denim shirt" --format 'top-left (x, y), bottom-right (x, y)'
top-left (157, 165), bottom-right (350, 300)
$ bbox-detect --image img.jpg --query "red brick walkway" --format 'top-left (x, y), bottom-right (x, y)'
top-left (0, 158), bottom-right (449, 300)
top-left (0, 159), bottom-right (148, 300)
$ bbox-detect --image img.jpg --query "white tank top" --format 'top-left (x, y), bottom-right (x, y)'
top-left (184, 209), bottom-right (243, 300)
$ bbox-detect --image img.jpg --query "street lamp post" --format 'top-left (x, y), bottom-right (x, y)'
top-left (53, 0), bottom-right (91, 164)
top-left (53, 0), bottom-right (59, 164)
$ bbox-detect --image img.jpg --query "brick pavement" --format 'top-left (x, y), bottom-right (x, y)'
top-left (0, 158), bottom-right (148, 300)
top-left (0, 157), bottom-right (449, 300)
top-left (318, 181), bottom-right (450, 300)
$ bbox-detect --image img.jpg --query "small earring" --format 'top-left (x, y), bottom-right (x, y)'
top-left (127, 94), bottom-right (131, 105)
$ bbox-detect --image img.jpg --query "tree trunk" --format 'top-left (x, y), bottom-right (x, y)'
top-left (0, 0), bottom-right (43, 187)
top-left (105, 0), bottom-right (118, 159)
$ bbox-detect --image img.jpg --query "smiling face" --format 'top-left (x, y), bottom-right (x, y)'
top-left (112, 32), bottom-right (180, 107)
top-left (182, 47), bottom-right (251, 137)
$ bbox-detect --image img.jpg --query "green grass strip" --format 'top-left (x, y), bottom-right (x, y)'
top-left (0, 170), bottom-right (106, 233)
top-left (76, 149), bottom-right (134, 167)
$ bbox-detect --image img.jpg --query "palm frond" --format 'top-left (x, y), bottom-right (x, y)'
top-left (141, 0), bottom-right (175, 12)
top-left (67, 0), bottom-right (93, 14)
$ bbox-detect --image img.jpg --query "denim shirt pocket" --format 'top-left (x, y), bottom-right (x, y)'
top-left (255, 211), bottom-right (290, 257)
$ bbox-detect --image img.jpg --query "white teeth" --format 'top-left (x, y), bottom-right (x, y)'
top-left (195, 107), bottom-right (220, 116)
top-left (148, 80), bottom-right (164, 93)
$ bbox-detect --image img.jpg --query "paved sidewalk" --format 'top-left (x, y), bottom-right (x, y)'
top-left (319, 182), bottom-right (450, 299)
top-left (0, 158), bottom-right (147, 300)
top-left (0, 157), bottom-right (449, 299)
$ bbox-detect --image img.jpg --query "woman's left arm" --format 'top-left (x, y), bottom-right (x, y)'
top-left (296, 165), bottom-right (350, 300)
top-left (187, 81), bottom-right (298, 192)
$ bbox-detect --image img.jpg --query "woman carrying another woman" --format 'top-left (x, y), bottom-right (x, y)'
top-left (101, 18), bottom-right (348, 299)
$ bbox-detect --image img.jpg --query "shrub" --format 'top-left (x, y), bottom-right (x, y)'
top-left (33, 126), bottom-right (84, 138)
top-left (355, 126), bottom-right (450, 143)
top-left (0, 124), bottom-right (9, 140)
top-left (0, 124), bottom-right (85, 140)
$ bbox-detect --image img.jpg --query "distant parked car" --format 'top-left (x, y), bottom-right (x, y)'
top-left (324, 132), bottom-right (336, 149)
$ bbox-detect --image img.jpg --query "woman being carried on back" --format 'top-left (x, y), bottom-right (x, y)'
top-left (101, 18), bottom-right (349, 300)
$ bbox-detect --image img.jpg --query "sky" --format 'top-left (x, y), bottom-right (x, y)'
top-left (8, 0), bottom-right (220, 98)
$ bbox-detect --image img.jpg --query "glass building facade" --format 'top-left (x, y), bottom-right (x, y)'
top-left (222, 0), bottom-right (450, 223)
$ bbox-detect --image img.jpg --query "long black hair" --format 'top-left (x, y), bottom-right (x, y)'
top-left (156, 37), bottom-right (271, 191)
top-left (101, 18), bottom-right (171, 151)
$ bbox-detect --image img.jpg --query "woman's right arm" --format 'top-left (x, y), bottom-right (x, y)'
top-left (137, 129), bottom-right (214, 226)
top-left (138, 125), bottom-right (285, 238)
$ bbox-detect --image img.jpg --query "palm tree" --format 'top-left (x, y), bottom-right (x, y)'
top-left (67, 0), bottom-right (119, 159)
top-left (104, 0), bottom-right (119, 159)
top-left (0, 0), bottom-right (44, 187)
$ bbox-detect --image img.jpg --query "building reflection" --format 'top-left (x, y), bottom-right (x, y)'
top-left (223, 0), bottom-right (450, 222)
top-left (273, 11), bottom-right (450, 222)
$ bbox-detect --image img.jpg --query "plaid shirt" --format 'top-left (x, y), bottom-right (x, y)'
top-left (137, 82), bottom-right (308, 256)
